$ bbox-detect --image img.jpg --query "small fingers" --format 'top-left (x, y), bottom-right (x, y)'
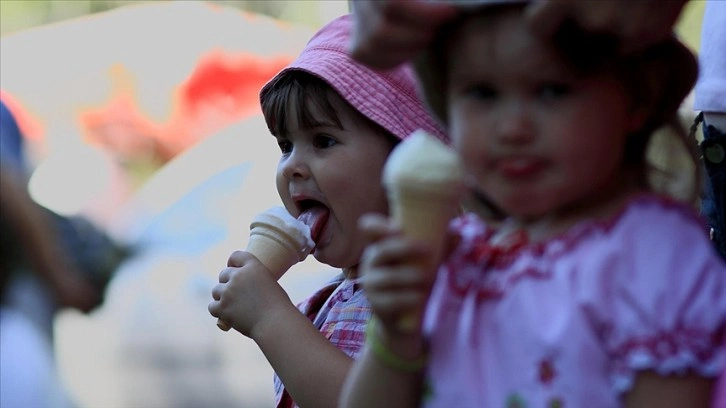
top-left (210, 282), bottom-right (224, 302)
top-left (217, 266), bottom-right (236, 284)
top-left (361, 235), bottom-right (429, 272)
top-left (358, 213), bottom-right (400, 243)
top-left (383, 0), bottom-right (457, 27)
top-left (208, 299), bottom-right (232, 331)
top-left (208, 296), bottom-right (220, 317)
top-left (227, 250), bottom-right (254, 267)
top-left (351, 27), bottom-right (433, 70)
top-left (362, 260), bottom-right (428, 288)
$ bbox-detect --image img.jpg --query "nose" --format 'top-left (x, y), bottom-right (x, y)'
top-left (496, 100), bottom-right (534, 144)
top-left (280, 148), bottom-right (311, 180)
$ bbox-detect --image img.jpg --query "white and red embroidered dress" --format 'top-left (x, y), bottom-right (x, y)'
top-left (422, 194), bottom-right (726, 407)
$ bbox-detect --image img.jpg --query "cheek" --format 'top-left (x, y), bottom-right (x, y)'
top-left (275, 167), bottom-right (290, 201)
top-left (343, 160), bottom-right (389, 214)
top-left (352, 162), bottom-right (387, 202)
top-left (449, 113), bottom-right (485, 174)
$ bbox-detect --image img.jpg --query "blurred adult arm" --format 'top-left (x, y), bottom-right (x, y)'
top-left (349, 0), bottom-right (689, 70)
top-left (0, 164), bottom-right (100, 312)
top-left (526, 0), bottom-right (689, 54)
top-left (349, 0), bottom-right (457, 70)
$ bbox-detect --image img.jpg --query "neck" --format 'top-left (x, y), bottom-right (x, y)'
top-left (515, 172), bottom-right (644, 242)
top-left (343, 265), bottom-right (358, 280)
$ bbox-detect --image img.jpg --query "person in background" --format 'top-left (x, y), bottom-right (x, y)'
top-left (1, 99), bottom-right (99, 407)
top-left (694, 0), bottom-right (726, 261)
top-left (208, 14), bottom-right (448, 408)
top-left (341, 1), bottom-right (724, 407)
top-left (694, 2), bottom-right (726, 406)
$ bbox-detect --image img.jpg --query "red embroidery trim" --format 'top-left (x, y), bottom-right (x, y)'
top-left (445, 194), bottom-right (702, 299)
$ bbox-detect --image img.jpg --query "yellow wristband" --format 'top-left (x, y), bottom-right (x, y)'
top-left (365, 318), bottom-right (427, 373)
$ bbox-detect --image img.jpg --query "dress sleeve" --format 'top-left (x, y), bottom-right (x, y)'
top-left (581, 201), bottom-right (726, 393)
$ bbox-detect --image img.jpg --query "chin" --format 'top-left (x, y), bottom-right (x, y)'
top-left (312, 250), bottom-right (339, 269)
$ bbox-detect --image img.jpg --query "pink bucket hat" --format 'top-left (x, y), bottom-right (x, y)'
top-left (260, 14), bottom-right (447, 143)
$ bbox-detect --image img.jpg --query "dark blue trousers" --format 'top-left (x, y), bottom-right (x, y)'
top-left (700, 120), bottom-right (726, 260)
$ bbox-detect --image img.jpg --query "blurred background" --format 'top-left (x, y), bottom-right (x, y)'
top-left (0, 1), bottom-right (706, 407)
top-left (1, 1), bottom-right (346, 407)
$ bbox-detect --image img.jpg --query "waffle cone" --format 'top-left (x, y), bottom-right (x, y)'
top-left (246, 226), bottom-right (305, 280)
top-left (387, 185), bottom-right (463, 333)
top-left (389, 187), bottom-right (461, 249)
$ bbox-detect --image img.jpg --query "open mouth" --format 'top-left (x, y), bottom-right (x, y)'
top-left (296, 199), bottom-right (330, 244)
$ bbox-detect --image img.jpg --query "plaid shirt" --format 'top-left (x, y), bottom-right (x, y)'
top-left (274, 273), bottom-right (370, 408)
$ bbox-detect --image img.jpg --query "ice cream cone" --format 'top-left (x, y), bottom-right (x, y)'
top-left (246, 220), bottom-right (312, 281)
top-left (382, 130), bottom-right (465, 332)
top-left (388, 188), bottom-right (463, 251)
top-left (217, 207), bottom-right (313, 331)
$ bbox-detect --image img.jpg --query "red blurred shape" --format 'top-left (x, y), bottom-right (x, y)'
top-left (81, 51), bottom-right (291, 163)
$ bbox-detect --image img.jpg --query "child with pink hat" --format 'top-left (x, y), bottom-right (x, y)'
top-left (341, 1), bottom-right (726, 407)
top-left (208, 14), bottom-right (448, 408)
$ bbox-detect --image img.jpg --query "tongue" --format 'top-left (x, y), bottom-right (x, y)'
top-left (297, 206), bottom-right (330, 244)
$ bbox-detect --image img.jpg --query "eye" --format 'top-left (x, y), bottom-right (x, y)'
top-left (537, 82), bottom-right (570, 100)
top-left (276, 138), bottom-right (292, 155)
top-left (464, 84), bottom-right (497, 101)
top-left (312, 134), bottom-right (337, 149)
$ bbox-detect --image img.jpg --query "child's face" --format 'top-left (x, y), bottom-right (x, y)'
top-left (274, 95), bottom-right (394, 269)
top-left (445, 9), bottom-right (640, 221)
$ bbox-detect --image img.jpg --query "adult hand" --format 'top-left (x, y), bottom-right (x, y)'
top-left (349, 0), bottom-right (457, 70)
top-left (209, 250), bottom-right (293, 337)
top-left (526, 0), bottom-right (689, 54)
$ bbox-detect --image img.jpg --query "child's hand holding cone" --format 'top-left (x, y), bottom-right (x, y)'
top-left (216, 207), bottom-right (314, 331)
top-left (381, 130), bottom-right (465, 333)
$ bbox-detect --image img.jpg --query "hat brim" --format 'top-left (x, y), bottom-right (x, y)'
top-left (262, 48), bottom-right (448, 143)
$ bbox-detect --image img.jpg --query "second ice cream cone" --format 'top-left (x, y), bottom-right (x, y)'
top-left (382, 130), bottom-right (465, 333)
top-left (389, 188), bottom-right (462, 332)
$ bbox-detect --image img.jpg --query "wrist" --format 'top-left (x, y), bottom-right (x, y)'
top-left (249, 297), bottom-right (297, 340)
top-left (366, 318), bottom-right (428, 372)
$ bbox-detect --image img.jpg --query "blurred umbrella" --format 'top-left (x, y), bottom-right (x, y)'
top-left (0, 0), bottom-right (315, 162)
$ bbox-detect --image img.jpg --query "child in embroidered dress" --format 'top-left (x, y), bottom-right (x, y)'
top-left (340, 2), bottom-right (726, 407)
top-left (207, 14), bottom-right (448, 408)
